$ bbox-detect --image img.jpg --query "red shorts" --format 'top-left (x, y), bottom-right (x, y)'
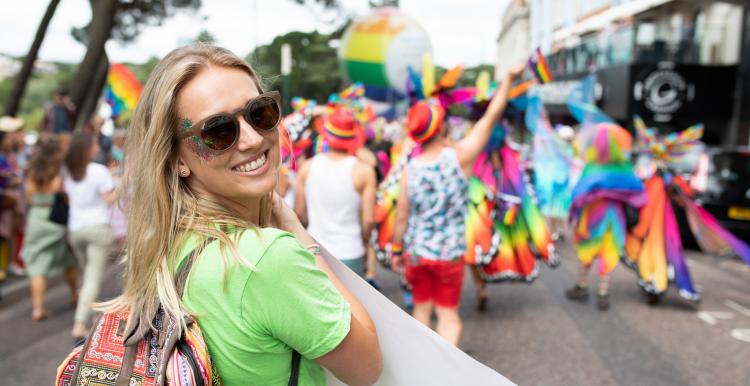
top-left (405, 258), bottom-right (465, 308)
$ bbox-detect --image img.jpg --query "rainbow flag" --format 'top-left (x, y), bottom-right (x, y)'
top-left (105, 63), bottom-right (142, 118)
top-left (528, 47), bottom-right (553, 84)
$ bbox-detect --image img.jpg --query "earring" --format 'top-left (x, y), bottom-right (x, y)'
top-left (179, 169), bottom-right (189, 177)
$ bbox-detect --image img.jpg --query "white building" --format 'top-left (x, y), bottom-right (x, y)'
top-left (495, 0), bottom-right (530, 80)
top-left (496, 0), bottom-right (749, 145)
top-left (526, 0), bottom-right (744, 75)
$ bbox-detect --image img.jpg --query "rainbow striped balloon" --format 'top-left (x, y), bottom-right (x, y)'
top-left (104, 63), bottom-right (142, 118)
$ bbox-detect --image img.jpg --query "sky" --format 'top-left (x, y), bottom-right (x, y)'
top-left (0, 0), bottom-right (510, 69)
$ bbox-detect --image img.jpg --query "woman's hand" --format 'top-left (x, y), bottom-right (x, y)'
top-left (270, 192), bottom-right (305, 234)
top-left (507, 62), bottom-right (525, 80)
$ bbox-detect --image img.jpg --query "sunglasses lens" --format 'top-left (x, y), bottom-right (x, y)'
top-left (246, 96), bottom-right (280, 131)
top-left (201, 115), bottom-right (238, 151)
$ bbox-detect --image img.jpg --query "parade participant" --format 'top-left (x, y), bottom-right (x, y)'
top-left (391, 64), bottom-right (525, 346)
top-left (43, 89), bottom-right (75, 134)
top-left (64, 133), bottom-right (116, 339)
top-left (0, 116), bottom-right (26, 280)
top-left (566, 123), bottom-right (646, 310)
top-left (296, 107), bottom-right (377, 277)
top-left (22, 135), bottom-right (77, 321)
top-left (99, 45), bottom-right (381, 385)
top-left (625, 118), bottom-right (750, 304)
top-left (0, 116), bottom-right (22, 281)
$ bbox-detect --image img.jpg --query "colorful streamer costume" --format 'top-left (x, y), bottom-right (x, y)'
top-left (463, 123), bottom-right (559, 282)
top-left (569, 123), bottom-right (646, 277)
top-left (625, 118), bottom-right (750, 302)
top-left (526, 96), bottom-right (575, 219)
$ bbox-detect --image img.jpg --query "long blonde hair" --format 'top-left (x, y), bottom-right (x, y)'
top-left (101, 45), bottom-right (273, 337)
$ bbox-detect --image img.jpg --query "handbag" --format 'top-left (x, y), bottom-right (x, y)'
top-left (49, 192), bottom-right (69, 225)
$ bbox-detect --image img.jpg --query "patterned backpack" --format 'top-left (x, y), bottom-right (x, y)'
top-left (55, 238), bottom-right (302, 386)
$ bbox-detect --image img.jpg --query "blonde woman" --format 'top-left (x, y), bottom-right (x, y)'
top-left (101, 45), bottom-right (382, 386)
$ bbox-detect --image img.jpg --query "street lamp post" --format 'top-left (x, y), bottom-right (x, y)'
top-left (281, 43), bottom-right (292, 115)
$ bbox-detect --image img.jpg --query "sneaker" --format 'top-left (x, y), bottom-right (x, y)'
top-left (597, 292), bottom-right (610, 311)
top-left (477, 295), bottom-right (488, 312)
top-left (8, 263), bottom-right (25, 277)
top-left (365, 277), bottom-right (381, 291)
top-left (402, 290), bottom-right (413, 311)
top-left (565, 284), bottom-right (589, 302)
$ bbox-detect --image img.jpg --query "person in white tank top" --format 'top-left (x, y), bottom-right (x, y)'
top-left (295, 107), bottom-right (376, 277)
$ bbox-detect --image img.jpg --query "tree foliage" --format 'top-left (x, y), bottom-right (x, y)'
top-left (248, 28), bottom-right (346, 106)
top-left (72, 0), bottom-right (202, 44)
top-left (0, 62), bottom-right (76, 130)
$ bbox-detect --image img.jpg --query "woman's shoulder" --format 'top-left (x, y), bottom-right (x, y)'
top-left (235, 227), bottom-right (306, 267)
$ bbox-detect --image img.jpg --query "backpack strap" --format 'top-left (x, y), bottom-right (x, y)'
top-left (121, 236), bottom-right (217, 347)
top-left (175, 236), bottom-right (216, 298)
top-left (68, 313), bottom-right (104, 382)
top-left (288, 350), bottom-right (301, 386)
top-left (115, 344), bottom-right (139, 386)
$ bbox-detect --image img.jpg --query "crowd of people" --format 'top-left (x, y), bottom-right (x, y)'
top-left (0, 43), bottom-right (747, 386)
top-left (0, 89), bottom-right (125, 341)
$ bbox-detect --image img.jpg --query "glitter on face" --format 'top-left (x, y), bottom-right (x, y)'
top-left (181, 119), bottom-right (193, 130)
top-left (180, 117), bottom-right (215, 162)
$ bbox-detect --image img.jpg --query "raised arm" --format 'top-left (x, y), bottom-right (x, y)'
top-left (454, 63), bottom-right (525, 170)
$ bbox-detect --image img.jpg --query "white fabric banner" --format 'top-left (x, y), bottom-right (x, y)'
top-left (321, 248), bottom-right (516, 386)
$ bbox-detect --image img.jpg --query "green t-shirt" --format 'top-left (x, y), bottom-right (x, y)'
top-left (176, 228), bottom-right (351, 385)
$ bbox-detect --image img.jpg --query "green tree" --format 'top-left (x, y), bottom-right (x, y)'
top-left (248, 29), bottom-right (344, 107)
top-left (0, 62), bottom-right (76, 130)
top-left (128, 57), bottom-right (161, 84)
top-left (69, 0), bottom-right (202, 127)
top-left (193, 29), bottom-right (216, 45)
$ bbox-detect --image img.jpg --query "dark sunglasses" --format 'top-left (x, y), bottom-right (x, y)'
top-left (178, 91), bottom-right (281, 152)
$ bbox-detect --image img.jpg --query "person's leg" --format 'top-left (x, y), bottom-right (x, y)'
top-left (566, 263), bottom-right (591, 301)
top-left (468, 264), bottom-right (488, 311)
top-left (434, 260), bottom-right (465, 346)
top-left (435, 306), bottom-right (462, 346)
top-left (412, 301), bottom-right (434, 327)
top-left (341, 257), bottom-right (365, 277)
top-left (407, 261), bottom-right (435, 327)
top-left (72, 226), bottom-right (112, 337)
top-left (596, 273), bottom-right (611, 310)
top-left (30, 275), bottom-right (47, 321)
top-left (364, 247), bottom-right (380, 290)
top-left (64, 265), bottom-right (78, 305)
top-left (0, 238), bottom-right (8, 281)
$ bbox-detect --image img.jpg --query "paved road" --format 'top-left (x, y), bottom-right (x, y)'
top-left (1, 240), bottom-right (748, 385)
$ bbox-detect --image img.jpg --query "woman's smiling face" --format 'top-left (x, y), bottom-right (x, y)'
top-left (176, 66), bottom-right (280, 209)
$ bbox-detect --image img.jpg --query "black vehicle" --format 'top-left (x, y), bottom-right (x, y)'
top-left (684, 147), bottom-right (750, 245)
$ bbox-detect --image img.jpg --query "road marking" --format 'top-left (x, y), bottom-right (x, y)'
top-left (697, 311), bottom-right (734, 325)
top-left (730, 329), bottom-right (750, 343)
top-left (724, 300), bottom-right (750, 318)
